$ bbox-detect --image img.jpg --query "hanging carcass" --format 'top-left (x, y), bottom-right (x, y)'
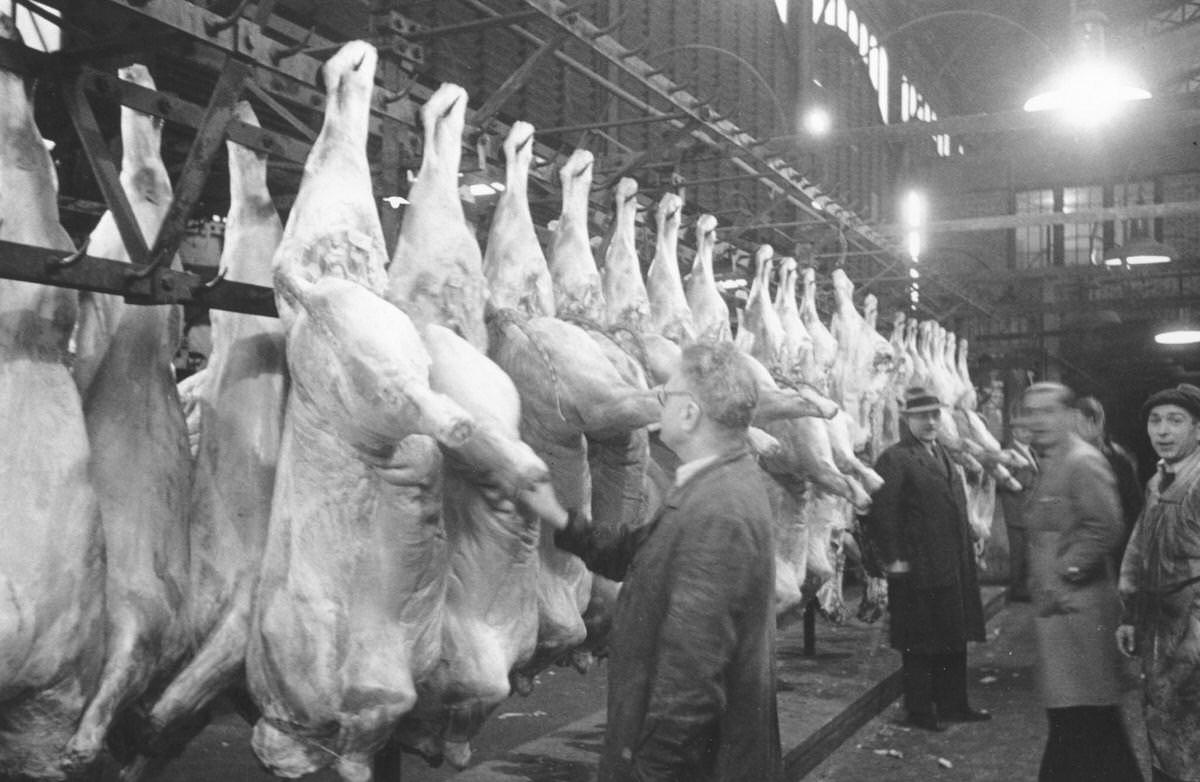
top-left (0, 15), bottom-right (107, 780)
top-left (64, 63), bottom-right (193, 772)
top-left (139, 102), bottom-right (288, 766)
top-left (246, 43), bottom-right (472, 782)
top-left (383, 85), bottom-right (565, 769)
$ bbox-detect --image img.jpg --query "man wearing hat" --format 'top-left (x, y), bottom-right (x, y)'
top-left (865, 385), bottom-right (988, 731)
top-left (1118, 383), bottom-right (1200, 782)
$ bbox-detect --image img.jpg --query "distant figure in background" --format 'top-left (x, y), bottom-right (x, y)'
top-left (865, 386), bottom-right (988, 733)
top-left (1117, 383), bottom-right (1200, 782)
top-left (1077, 395), bottom-right (1143, 558)
top-left (1021, 382), bottom-right (1142, 782)
top-left (555, 341), bottom-right (781, 782)
top-left (997, 420), bottom-right (1037, 602)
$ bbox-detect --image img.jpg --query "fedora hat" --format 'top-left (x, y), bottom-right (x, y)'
top-left (901, 385), bottom-right (943, 414)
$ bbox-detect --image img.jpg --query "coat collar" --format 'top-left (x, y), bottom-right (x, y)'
top-left (663, 446), bottom-right (750, 509)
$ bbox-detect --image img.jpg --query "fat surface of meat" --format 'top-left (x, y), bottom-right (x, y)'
top-left (247, 43), bottom-right (471, 782)
top-left (799, 266), bottom-right (837, 394)
top-left (599, 178), bottom-right (650, 331)
top-left (64, 63), bottom-right (192, 772)
top-left (0, 16), bottom-right (106, 779)
top-left (144, 102), bottom-right (287, 747)
top-left (387, 84), bottom-right (488, 350)
top-left (482, 122), bottom-right (555, 318)
top-left (685, 214), bottom-right (731, 342)
top-left (547, 150), bottom-right (605, 322)
top-left (644, 193), bottom-right (694, 342)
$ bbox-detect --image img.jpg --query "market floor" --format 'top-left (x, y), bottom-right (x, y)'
top-left (96, 595), bottom-right (1155, 781)
top-left (808, 599), bottom-right (1152, 782)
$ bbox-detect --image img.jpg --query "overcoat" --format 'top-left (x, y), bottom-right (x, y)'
top-left (1025, 433), bottom-right (1126, 708)
top-left (865, 432), bottom-right (985, 653)
top-left (555, 448), bottom-right (781, 782)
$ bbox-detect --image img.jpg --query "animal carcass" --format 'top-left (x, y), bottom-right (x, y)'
top-left (247, 43), bottom-right (468, 782)
top-left (65, 63), bottom-right (192, 771)
top-left (143, 102), bottom-right (287, 754)
top-left (0, 15), bottom-right (106, 779)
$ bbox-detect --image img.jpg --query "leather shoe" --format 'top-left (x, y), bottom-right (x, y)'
top-left (904, 713), bottom-right (944, 732)
top-left (941, 707), bottom-right (991, 723)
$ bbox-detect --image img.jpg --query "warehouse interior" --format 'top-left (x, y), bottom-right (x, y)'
top-left (5, 0), bottom-right (1197, 468)
top-left (0, 1), bottom-right (1197, 779)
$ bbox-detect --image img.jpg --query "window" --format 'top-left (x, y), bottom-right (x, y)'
top-left (1062, 186), bottom-right (1104, 265)
top-left (0, 1), bottom-right (61, 52)
top-left (1014, 189), bottom-right (1055, 269)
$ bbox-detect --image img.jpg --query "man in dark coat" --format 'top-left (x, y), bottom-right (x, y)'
top-left (555, 341), bottom-right (781, 782)
top-left (865, 385), bottom-right (988, 732)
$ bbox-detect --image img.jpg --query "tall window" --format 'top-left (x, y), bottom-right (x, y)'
top-left (1014, 189), bottom-right (1054, 269)
top-left (1013, 182), bottom-right (1158, 268)
top-left (815, 0), bottom-right (889, 122)
top-left (0, 1), bottom-right (61, 52)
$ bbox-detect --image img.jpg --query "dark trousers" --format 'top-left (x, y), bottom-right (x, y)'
top-left (900, 650), bottom-right (969, 718)
top-left (1006, 524), bottom-right (1030, 597)
top-left (1152, 768), bottom-right (1187, 782)
top-left (1038, 706), bottom-right (1143, 782)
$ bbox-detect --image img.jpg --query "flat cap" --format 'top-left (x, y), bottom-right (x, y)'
top-left (1142, 383), bottom-right (1200, 421)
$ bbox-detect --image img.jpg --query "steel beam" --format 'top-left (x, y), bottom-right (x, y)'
top-left (145, 57), bottom-right (252, 275)
top-left (536, 111), bottom-right (690, 137)
top-left (512, 0), bottom-right (899, 259)
top-left (0, 239), bottom-right (277, 317)
top-left (881, 199), bottom-right (1200, 235)
top-left (63, 73), bottom-right (151, 265)
top-left (470, 27), bottom-right (570, 130)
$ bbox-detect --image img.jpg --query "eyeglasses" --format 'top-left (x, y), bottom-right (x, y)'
top-left (656, 386), bottom-right (695, 407)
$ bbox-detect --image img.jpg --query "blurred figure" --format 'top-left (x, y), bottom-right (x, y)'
top-left (1117, 383), bottom-right (1200, 782)
top-left (1022, 382), bottom-right (1142, 782)
top-left (997, 419), bottom-right (1037, 602)
top-left (1077, 395), bottom-right (1143, 558)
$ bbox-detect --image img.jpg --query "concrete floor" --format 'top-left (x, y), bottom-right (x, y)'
top-left (95, 587), bottom-right (1154, 781)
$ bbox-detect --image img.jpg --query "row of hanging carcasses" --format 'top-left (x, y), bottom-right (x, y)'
top-left (0, 33), bottom-right (1028, 782)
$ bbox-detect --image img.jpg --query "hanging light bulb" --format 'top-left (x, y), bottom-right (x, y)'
top-left (1023, 2), bottom-right (1151, 127)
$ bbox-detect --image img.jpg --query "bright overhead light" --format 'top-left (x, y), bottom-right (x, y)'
top-left (1023, 61), bottom-right (1151, 126)
top-left (902, 190), bottom-right (926, 229)
top-left (1155, 329), bottom-right (1200, 345)
top-left (802, 107), bottom-right (832, 136)
top-left (909, 268), bottom-right (920, 279)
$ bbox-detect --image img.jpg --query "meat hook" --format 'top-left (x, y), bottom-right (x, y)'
top-left (202, 267), bottom-right (229, 290)
top-left (46, 237), bottom-right (89, 271)
top-left (269, 24), bottom-right (315, 64)
top-left (204, 0), bottom-right (253, 36)
top-left (589, 9), bottom-right (629, 39)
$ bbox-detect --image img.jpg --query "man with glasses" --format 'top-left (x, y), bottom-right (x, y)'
top-left (555, 341), bottom-right (781, 782)
top-left (865, 385), bottom-right (988, 732)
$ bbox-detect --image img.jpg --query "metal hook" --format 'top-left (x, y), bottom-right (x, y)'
top-left (47, 237), bottom-right (89, 271)
top-left (202, 267), bottom-right (229, 289)
top-left (270, 24), bottom-right (316, 64)
top-left (589, 9), bottom-right (630, 39)
top-left (204, 0), bottom-right (253, 36)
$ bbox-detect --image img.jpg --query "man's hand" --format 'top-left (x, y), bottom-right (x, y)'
top-left (1116, 624), bottom-right (1137, 657)
top-left (886, 560), bottom-right (910, 575)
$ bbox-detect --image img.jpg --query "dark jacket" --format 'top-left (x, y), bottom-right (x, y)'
top-left (865, 432), bottom-right (985, 652)
top-left (556, 448), bottom-right (781, 782)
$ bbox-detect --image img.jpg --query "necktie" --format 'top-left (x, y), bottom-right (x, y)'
top-left (1161, 470), bottom-right (1176, 492)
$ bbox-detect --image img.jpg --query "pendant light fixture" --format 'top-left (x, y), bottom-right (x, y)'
top-left (1023, 1), bottom-right (1151, 127)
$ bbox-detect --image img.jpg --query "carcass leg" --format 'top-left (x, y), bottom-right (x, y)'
top-left (815, 531), bottom-right (851, 624)
top-left (63, 614), bottom-right (147, 769)
top-left (144, 603), bottom-right (251, 742)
